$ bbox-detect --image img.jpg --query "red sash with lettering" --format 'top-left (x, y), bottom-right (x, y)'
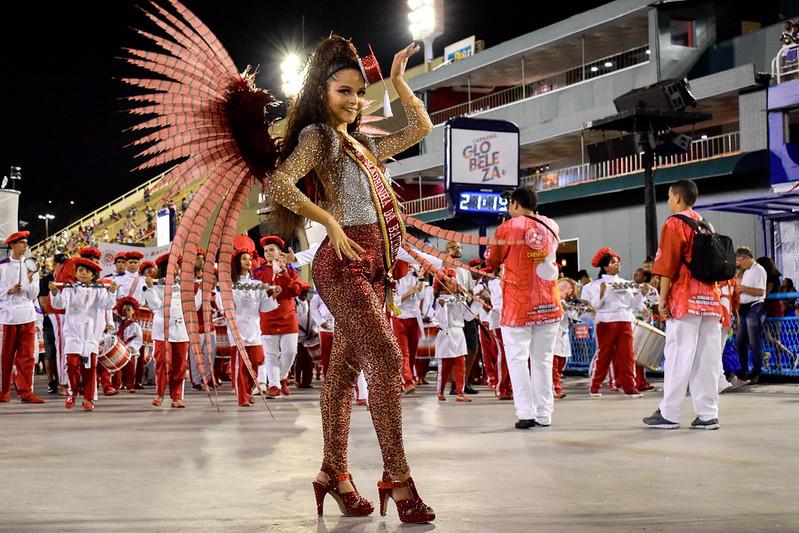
top-left (341, 137), bottom-right (406, 274)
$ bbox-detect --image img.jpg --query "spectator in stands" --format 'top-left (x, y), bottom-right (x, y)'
top-left (779, 278), bottom-right (797, 316)
top-left (180, 197), bottom-right (189, 211)
top-left (143, 186), bottom-right (151, 202)
top-left (733, 247), bottom-right (767, 385)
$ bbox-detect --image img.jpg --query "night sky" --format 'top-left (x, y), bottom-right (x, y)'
top-left (1, 0), bottom-right (608, 239)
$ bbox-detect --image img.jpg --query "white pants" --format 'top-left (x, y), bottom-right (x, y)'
top-left (260, 333), bottom-right (298, 386)
top-left (49, 314), bottom-right (68, 386)
top-left (659, 315), bottom-right (722, 422)
top-left (189, 332), bottom-right (216, 385)
top-left (500, 322), bottom-right (559, 424)
top-left (356, 371), bottom-right (368, 401)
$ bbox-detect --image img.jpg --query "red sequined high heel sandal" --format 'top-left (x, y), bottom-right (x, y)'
top-left (312, 463), bottom-right (374, 517)
top-left (377, 472), bottom-right (435, 524)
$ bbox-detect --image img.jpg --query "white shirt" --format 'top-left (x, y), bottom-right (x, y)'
top-left (144, 284), bottom-right (189, 342)
top-left (297, 298), bottom-right (315, 344)
top-left (0, 257), bottom-right (39, 325)
top-left (310, 293), bottom-right (334, 332)
top-left (453, 266), bottom-right (476, 321)
top-left (740, 262), bottom-right (767, 305)
top-left (434, 295), bottom-right (467, 358)
top-left (51, 286), bottom-right (116, 357)
top-left (394, 271), bottom-right (423, 319)
top-left (473, 281), bottom-right (491, 323)
top-left (118, 320), bottom-right (143, 352)
top-left (117, 273), bottom-right (146, 303)
top-left (582, 274), bottom-right (644, 324)
top-left (488, 278), bottom-right (503, 331)
top-left (216, 275), bottom-right (278, 346)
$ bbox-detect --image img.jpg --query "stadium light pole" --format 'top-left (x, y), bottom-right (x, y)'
top-left (38, 213), bottom-right (54, 238)
top-left (408, 0), bottom-right (443, 68)
top-left (281, 53), bottom-right (303, 98)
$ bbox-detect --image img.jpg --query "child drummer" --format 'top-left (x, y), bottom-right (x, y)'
top-left (49, 258), bottom-right (117, 411)
top-left (433, 269), bottom-right (471, 403)
top-left (114, 296), bottom-right (143, 393)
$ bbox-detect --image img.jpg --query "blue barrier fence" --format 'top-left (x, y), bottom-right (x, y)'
top-left (563, 292), bottom-right (799, 377)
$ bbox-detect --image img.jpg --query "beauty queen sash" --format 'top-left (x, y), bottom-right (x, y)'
top-left (341, 136), bottom-right (406, 313)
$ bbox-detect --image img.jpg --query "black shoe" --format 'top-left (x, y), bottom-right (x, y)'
top-left (134, 384), bottom-right (145, 390)
top-left (642, 409), bottom-right (680, 429)
top-left (463, 384), bottom-right (479, 395)
top-left (690, 417), bottom-right (719, 430)
top-left (515, 419), bottom-right (535, 429)
top-left (449, 384), bottom-right (456, 395)
top-left (47, 380), bottom-right (58, 394)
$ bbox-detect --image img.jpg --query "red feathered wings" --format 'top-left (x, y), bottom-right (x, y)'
top-left (119, 0), bottom-right (280, 410)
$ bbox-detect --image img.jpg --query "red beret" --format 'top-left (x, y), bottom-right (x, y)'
top-left (74, 257), bottom-right (102, 274)
top-left (591, 247), bottom-right (620, 268)
top-left (126, 251), bottom-right (144, 260)
top-left (260, 235), bottom-right (285, 250)
top-left (79, 246), bottom-right (102, 260)
top-left (299, 281), bottom-right (312, 292)
top-left (392, 260), bottom-right (410, 280)
top-left (467, 258), bottom-right (483, 267)
top-left (114, 252), bottom-right (128, 262)
top-left (232, 248), bottom-right (249, 262)
top-left (196, 247), bottom-right (206, 257)
top-left (154, 253), bottom-right (170, 267)
top-left (480, 266), bottom-right (494, 274)
top-left (3, 231), bottom-right (30, 245)
top-left (138, 261), bottom-right (156, 274)
top-left (114, 296), bottom-right (140, 314)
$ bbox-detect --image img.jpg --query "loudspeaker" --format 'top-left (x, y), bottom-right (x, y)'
top-left (586, 134), bottom-right (638, 163)
top-left (613, 78), bottom-right (697, 113)
top-left (655, 132), bottom-right (692, 156)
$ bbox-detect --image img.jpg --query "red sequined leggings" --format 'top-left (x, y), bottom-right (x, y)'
top-left (312, 224), bottom-right (408, 476)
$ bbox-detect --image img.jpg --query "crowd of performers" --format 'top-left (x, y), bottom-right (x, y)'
top-left (1, 179), bottom-right (742, 432)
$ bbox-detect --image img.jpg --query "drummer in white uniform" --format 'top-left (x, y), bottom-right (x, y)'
top-left (433, 269), bottom-right (471, 403)
top-left (49, 258), bottom-right (117, 411)
top-left (582, 247), bottom-right (647, 398)
top-left (217, 248), bottom-right (278, 406)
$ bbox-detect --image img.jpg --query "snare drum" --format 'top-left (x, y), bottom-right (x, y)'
top-left (135, 308), bottom-right (154, 346)
top-left (214, 320), bottom-right (230, 359)
top-left (415, 325), bottom-right (438, 360)
top-left (98, 336), bottom-right (133, 372)
top-left (632, 320), bottom-right (666, 371)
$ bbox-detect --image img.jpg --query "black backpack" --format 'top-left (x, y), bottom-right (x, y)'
top-left (670, 214), bottom-right (736, 282)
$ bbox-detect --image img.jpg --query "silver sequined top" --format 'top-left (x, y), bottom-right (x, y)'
top-left (265, 96), bottom-right (433, 227)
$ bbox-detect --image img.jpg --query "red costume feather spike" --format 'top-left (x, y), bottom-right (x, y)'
top-left (121, 0), bottom-right (282, 414)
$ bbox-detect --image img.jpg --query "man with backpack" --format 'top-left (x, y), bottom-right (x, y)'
top-left (643, 180), bottom-right (726, 430)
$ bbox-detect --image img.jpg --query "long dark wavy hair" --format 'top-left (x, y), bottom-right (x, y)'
top-left (269, 35), bottom-right (364, 237)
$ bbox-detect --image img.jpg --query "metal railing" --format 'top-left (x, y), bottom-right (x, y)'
top-left (771, 43), bottom-right (799, 83)
top-left (401, 193), bottom-right (449, 216)
top-left (429, 45), bottom-right (650, 125)
top-left (526, 131), bottom-right (740, 191)
top-left (29, 166), bottom-right (175, 255)
top-left (400, 132), bottom-right (740, 216)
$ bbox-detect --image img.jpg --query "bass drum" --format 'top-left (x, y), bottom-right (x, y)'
top-left (633, 320), bottom-right (666, 371)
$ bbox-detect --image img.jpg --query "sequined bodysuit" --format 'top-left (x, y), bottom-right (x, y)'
top-left (265, 96), bottom-right (432, 476)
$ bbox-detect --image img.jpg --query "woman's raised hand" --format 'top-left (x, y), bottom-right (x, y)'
top-left (390, 42), bottom-right (421, 81)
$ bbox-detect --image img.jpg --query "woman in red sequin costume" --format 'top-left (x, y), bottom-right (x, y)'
top-left (264, 36), bottom-right (435, 523)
